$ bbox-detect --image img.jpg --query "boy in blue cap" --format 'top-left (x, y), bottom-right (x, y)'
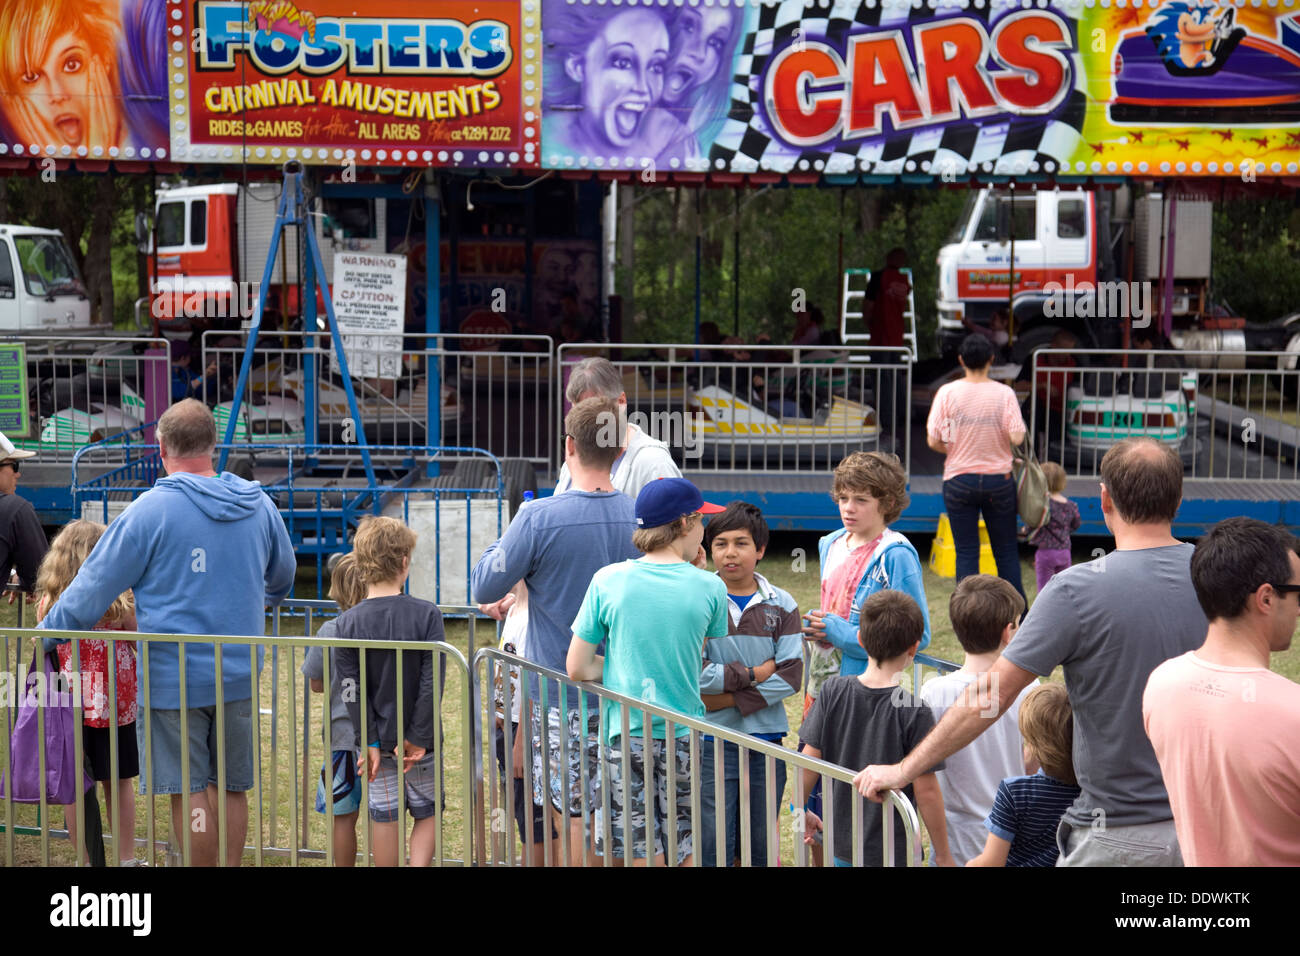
top-left (567, 477), bottom-right (729, 866)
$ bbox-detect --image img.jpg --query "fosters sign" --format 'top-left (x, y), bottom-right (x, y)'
top-left (172, 0), bottom-right (539, 166)
top-left (540, 0), bottom-right (1300, 177)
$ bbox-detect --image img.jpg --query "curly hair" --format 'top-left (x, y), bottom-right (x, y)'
top-left (830, 452), bottom-right (909, 525)
top-left (37, 520), bottom-right (133, 627)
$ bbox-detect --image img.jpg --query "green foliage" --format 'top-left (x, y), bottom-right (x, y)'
top-left (2, 172), bottom-right (148, 328)
top-left (1211, 198), bottom-right (1300, 322)
top-left (619, 185), bottom-right (968, 355)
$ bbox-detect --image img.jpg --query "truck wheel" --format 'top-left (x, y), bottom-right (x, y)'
top-left (1010, 325), bottom-right (1064, 365)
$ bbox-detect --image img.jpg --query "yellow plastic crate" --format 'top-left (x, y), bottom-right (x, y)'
top-left (929, 512), bottom-right (998, 578)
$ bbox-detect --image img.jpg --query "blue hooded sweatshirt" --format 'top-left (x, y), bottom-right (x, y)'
top-left (39, 472), bottom-right (296, 709)
top-left (817, 527), bottom-right (931, 677)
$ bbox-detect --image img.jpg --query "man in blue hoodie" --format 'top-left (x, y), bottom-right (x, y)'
top-left (40, 399), bottom-right (296, 866)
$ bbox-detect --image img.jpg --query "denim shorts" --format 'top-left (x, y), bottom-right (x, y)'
top-left (136, 699), bottom-right (255, 795)
top-left (368, 751), bottom-right (442, 823)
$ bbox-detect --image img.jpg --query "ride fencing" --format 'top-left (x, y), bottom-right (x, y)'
top-left (1, 604), bottom-right (477, 867)
top-left (2, 603), bottom-right (945, 867)
top-left (72, 441), bottom-right (508, 604)
top-left (1028, 348), bottom-right (1300, 481)
top-left (555, 342), bottom-right (913, 475)
top-left (473, 648), bottom-right (926, 868)
top-left (198, 330), bottom-right (555, 468)
top-left (9, 337), bottom-right (171, 464)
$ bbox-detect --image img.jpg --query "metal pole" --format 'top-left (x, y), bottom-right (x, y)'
top-left (426, 172), bottom-right (442, 474)
top-left (733, 188), bottom-right (741, 337)
top-left (1007, 183), bottom-right (1016, 344)
top-left (694, 188), bottom-right (702, 355)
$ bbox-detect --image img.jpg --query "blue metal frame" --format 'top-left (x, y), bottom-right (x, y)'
top-left (217, 165), bottom-right (378, 510)
top-left (72, 437), bottom-right (506, 597)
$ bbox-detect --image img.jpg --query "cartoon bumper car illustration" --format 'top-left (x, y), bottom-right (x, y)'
top-left (1109, 6), bottom-right (1300, 124)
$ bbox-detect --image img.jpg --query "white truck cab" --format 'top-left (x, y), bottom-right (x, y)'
top-left (936, 187), bottom-right (1096, 356)
top-left (0, 225), bottom-right (93, 333)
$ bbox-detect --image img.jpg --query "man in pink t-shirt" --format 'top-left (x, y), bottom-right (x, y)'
top-left (1143, 517), bottom-right (1300, 867)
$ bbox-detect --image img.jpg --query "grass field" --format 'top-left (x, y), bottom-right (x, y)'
top-left (3, 532), bottom-right (1297, 866)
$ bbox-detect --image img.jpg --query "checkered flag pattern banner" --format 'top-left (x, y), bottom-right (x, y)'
top-left (709, 0), bottom-right (1087, 177)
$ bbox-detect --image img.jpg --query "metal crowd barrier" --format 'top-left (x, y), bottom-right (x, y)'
top-left (473, 648), bottom-right (924, 867)
top-left (4, 601), bottom-right (946, 867)
top-left (7, 336), bottom-right (171, 464)
top-left (1029, 348), bottom-right (1300, 481)
top-left (1, 609), bottom-right (475, 868)
top-left (199, 330), bottom-right (555, 468)
top-left (556, 342), bottom-right (913, 475)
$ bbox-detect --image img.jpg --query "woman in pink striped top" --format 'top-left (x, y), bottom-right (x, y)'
top-left (926, 335), bottom-right (1028, 603)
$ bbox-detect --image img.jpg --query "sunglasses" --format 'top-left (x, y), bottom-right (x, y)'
top-left (1, 461), bottom-right (19, 473)
top-left (1272, 583), bottom-right (1300, 597)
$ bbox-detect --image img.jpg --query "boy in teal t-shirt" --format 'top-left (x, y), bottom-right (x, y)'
top-left (568, 478), bottom-right (729, 866)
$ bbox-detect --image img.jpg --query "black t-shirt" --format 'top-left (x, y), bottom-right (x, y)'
top-left (0, 492), bottom-right (47, 591)
top-left (800, 675), bottom-right (943, 865)
top-left (334, 594), bottom-right (445, 751)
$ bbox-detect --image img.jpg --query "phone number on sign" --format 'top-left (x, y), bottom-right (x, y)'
top-left (452, 126), bottom-right (513, 142)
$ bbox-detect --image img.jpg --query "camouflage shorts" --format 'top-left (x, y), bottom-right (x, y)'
top-left (594, 736), bottom-right (692, 865)
top-left (529, 703), bottom-right (601, 817)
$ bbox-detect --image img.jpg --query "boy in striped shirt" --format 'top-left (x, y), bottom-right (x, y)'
top-left (698, 502), bottom-right (803, 866)
top-left (968, 683), bottom-right (1081, 867)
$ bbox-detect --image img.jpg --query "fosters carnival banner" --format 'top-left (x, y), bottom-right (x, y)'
top-left (540, 0), bottom-right (1300, 177)
top-left (172, 0), bottom-right (539, 166)
top-left (0, 0), bottom-right (168, 161)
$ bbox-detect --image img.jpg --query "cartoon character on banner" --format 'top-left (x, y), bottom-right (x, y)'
top-left (543, 1), bottom-right (745, 165)
top-left (1146, 2), bottom-right (1236, 69)
top-left (0, 0), bottom-right (166, 154)
top-left (643, 5), bottom-right (744, 166)
top-left (544, 3), bottom-right (671, 159)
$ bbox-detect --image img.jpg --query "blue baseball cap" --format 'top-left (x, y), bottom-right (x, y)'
top-left (634, 477), bottom-right (725, 528)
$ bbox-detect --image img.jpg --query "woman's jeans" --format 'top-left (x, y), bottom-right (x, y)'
top-left (942, 473), bottom-right (1026, 603)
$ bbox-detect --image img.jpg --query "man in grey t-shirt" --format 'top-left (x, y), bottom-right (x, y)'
top-left (856, 438), bottom-right (1205, 866)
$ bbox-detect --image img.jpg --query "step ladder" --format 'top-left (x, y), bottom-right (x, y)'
top-left (840, 267), bottom-right (920, 361)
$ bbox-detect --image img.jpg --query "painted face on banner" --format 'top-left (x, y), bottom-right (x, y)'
top-left (663, 7), bottom-right (732, 106)
top-left (569, 9), bottom-right (669, 149)
top-left (13, 30), bottom-right (102, 146)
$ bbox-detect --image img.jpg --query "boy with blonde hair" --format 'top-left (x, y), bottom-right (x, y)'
top-left (567, 478), bottom-right (729, 866)
top-left (335, 516), bottom-right (445, 867)
top-left (968, 683), bottom-right (1081, 867)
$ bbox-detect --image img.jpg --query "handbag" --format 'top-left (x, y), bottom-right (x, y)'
top-left (1012, 438), bottom-right (1051, 535)
top-left (0, 648), bottom-right (94, 804)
